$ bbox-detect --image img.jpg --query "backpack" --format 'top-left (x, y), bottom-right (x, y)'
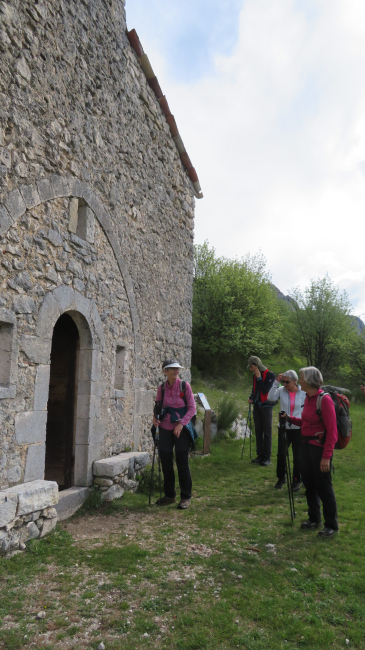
top-left (316, 391), bottom-right (352, 450)
top-left (161, 380), bottom-right (187, 407)
top-left (152, 381), bottom-right (197, 446)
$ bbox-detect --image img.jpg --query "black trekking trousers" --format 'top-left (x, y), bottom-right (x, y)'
top-left (301, 443), bottom-right (338, 530)
top-left (158, 427), bottom-right (192, 500)
top-left (276, 427), bottom-right (301, 482)
top-left (253, 404), bottom-right (273, 461)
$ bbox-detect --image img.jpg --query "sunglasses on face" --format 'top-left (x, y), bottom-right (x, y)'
top-left (283, 380), bottom-right (291, 384)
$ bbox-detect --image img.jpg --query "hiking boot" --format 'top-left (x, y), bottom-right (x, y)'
top-left (292, 480), bottom-right (302, 492)
top-left (156, 496), bottom-right (176, 506)
top-left (178, 498), bottom-right (191, 509)
top-left (318, 527), bottom-right (338, 538)
top-left (260, 459), bottom-right (271, 466)
top-left (300, 519), bottom-right (321, 530)
top-left (251, 456), bottom-right (262, 464)
top-left (274, 477), bottom-right (286, 489)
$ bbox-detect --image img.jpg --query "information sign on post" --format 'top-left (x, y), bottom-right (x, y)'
top-left (197, 392), bottom-right (211, 455)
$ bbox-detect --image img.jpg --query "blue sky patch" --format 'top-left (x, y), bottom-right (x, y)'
top-left (126, 0), bottom-right (243, 82)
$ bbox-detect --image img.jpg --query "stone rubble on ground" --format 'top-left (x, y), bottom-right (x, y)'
top-left (231, 417), bottom-right (252, 440)
top-left (193, 395), bottom-right (251, 439)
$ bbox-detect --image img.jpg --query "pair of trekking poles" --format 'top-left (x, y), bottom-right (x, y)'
top-left (241, 404), bottom-right (295, 521)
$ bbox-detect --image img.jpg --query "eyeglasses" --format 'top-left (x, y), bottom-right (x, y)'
top-left (283, 380), bottom-right (291, 384)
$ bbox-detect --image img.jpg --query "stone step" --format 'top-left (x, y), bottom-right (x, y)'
top-left (93, 451), bottom-right (149, 478)
top-left (55, 486), bottom-right (89, 521)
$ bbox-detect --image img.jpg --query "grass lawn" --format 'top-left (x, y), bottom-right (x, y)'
top-left (1, 403), bottom-right (364, 650)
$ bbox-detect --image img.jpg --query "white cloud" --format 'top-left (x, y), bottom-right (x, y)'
top-left (127, 0), bottom-right (365, 316)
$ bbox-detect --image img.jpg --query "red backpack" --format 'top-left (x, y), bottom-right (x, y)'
top-left (316, 391), bottom-right (352, 450)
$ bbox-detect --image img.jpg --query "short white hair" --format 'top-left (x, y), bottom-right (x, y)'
top-left (282, 369), bottom-right (298, 382)
top-left (299, 366), bottom-right (323, 389)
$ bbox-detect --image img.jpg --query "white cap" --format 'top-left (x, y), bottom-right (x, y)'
top-left (162, 359), bottom-right (183, 370)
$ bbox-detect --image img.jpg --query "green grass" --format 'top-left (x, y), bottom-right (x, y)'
top-left (0, 398), bottom-right (364, 649)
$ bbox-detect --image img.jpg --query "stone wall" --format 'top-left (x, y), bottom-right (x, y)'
top-left (93, 450), bottom-right (149, 502)
top-left (0, 0), bottom-right (195, 493)
top-left (0, 451), bottom-right (150, 555)
top-left (0, 479), bottom-right (58, 556)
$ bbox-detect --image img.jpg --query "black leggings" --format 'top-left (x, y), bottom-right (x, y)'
top-left (253, 404), bottom-right (273, 460)
top-left (301, 443), bottom-right (338, 530)
top-left (158, 427), bottom-right (192, 500)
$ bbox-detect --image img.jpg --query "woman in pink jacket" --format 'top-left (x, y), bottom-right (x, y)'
top-left (283, 366), bottom-right (339, 537)
top-left (152, 359), bottom-right (196, 510)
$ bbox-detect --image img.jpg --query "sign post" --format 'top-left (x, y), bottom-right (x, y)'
top-left (197, 393), bottom-right (211, 455)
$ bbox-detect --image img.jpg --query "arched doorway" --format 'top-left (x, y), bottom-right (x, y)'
top-left (45, 313), bottom-right (79, 490)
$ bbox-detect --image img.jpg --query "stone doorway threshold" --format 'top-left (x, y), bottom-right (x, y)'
top-left (55, 486), bottom-right (90, 521)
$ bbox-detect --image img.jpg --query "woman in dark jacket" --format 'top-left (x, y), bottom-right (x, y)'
top-left (283, 366), bottom-right (339, 537)
top-left (247, 356), bottom-right (275, 466)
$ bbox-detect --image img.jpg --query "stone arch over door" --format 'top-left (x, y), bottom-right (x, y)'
top-left (0, 175), bottom-right (152, 450)
top-left (18, 286), bottom-right (106, 486)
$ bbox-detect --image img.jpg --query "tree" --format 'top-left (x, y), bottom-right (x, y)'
top-left (193, 243), bottom-right (284, 374)
top-left (288, 275), bottom-right (353, 376)
top-left (348, 330), bottom-right (365, 382)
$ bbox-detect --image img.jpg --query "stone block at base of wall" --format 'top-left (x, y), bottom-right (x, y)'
top-left (55, 486), bottom-right (90, 521)
top-left (93, 451), bottom-right (149, 478)
top-left (93, 451), bottom-right (149, 502)
top-left (0, 480), bottom-right (59, 556)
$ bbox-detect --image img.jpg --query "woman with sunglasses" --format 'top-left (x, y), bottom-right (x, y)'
top-left (268, 370), bottom-right (306, 491)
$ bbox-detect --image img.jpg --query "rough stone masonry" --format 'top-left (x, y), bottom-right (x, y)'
top-left (0, 0), bottom-right (198, 552)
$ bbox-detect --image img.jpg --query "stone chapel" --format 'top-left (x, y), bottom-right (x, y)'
top-left (0, 0), bottom-right (202, 552)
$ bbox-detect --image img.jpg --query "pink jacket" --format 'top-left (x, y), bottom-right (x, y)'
top-left (289, 389), bottom-right (337, 460)
top-left (156, 379), bottom-right (196, 430)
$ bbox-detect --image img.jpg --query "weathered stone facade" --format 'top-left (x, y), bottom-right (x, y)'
top-left (0, 0), bottom-right (196, 534)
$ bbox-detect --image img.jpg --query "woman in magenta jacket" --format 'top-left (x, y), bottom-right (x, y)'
top-left (283, 366), bottom-right (339, 537)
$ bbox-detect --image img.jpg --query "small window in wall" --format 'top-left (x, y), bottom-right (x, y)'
top-left (0, 322), bottom-right (13, 386)
top-left (68, 198), bottom-right (95, 244)
top-left (114, 344), bottom-right (126, 391)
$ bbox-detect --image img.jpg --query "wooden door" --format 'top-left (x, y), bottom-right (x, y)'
top-left (45, 313), bottom-right (79, 490)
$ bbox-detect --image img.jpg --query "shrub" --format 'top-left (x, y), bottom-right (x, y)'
top-left (217, 378), bottom-right (228, 390)
top-left (75, 487), bottom-right (102, 514)
top-left (136, 465), bottom-right (162, 495)
top-left (217, 395), bottom-right (240, 431)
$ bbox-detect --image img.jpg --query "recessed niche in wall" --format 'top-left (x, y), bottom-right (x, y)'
top-left (115, 344), bottom-right (126, 391)
top-left (0, 321), bottom-right (13, 386)
top-left (0, 309), bottom-right (17, 399)
top-left (68, 198), bottom-right (95, 244)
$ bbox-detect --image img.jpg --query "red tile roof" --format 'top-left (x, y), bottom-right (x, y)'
top-left (127, 29), bottom-right (203, 199)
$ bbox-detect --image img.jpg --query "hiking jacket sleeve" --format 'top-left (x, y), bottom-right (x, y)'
top-left (287, 415), bottom-right (302, 427)
top-left (249, 381), bottom-right (254, 402)
top-left (320, 394), bottom-right (338, 459)
top-left (256, 370), bottom-right (275, 395)
top-left (268, 380), bottom-right (281, 402)
top-left (180, 382), bottom-right (196, 426)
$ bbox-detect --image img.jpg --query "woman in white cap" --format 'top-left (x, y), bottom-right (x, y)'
top-left (268, 370), bottom-right (306, 491)
top-left (152, 359), bottom-right (196, 509)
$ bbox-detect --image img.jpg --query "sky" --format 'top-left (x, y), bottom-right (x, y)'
top-left (125, 0), bottom-right (365, 318)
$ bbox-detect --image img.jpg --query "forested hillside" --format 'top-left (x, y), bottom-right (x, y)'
top-left (192, 242), bottom-right (365, 395)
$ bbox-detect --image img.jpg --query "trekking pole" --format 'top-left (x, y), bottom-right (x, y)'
top-left (241, 403), bottom-right (252, 459)
top-left (148, 435), bottom-right (157, 506)
top-left (157, 428), bottom-right (162, 501)
top-left (249, 403), bottom-right (253, 459)
top-left (279, 412), bottom-right (295, 521)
